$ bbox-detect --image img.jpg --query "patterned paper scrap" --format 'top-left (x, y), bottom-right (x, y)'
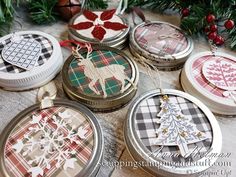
top-left (135, 23), bottom-right (188, 56)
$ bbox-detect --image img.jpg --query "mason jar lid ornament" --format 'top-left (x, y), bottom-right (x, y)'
top-left (62, 43), bottom-right (139, 112)
top-left (129, 9), bottom-right (193, 71)
top-left (125, 34), bottom-right (222, 176)
top-left (181, 51), bottom-right (236, 115)
top-left (0, 82), bottom-right (104, 177)
top-left (68, 8), bottom-right (130, 49)
top-left (0, 31), bottom-right (63, 90)
top-left (124, 89), bottom-right (222, 177)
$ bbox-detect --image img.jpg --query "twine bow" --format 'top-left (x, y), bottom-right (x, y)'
top-left (132, 53), bottom-right (164, 95)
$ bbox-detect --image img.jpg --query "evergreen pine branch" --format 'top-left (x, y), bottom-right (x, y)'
top-left (2, 0), bottom-right (236, 50)
top-left (28, 0), bottom-right (109, 24)
top-left (28, 0), bottom-right (58, 24)
top-left (226, 9), bottom-right (236, 49)
top-left (0, 21), bottom-right (12, 37)
top-left (1, 0), bottom-right (109, 31)
top-left (85, 0), bottom-right (108, 10)
top-left (0, 0), bottom-right (16, 36)
top-left (180, 4), bottom-right (207, 35)
top-left (128, 0), bottom-right (180, 12)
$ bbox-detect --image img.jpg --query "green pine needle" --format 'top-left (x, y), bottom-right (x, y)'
top-left (2, 0), bottom-right (236, 50)
top-left (28, 0), bottom-right (58, 24)
top-left (86, 0), bottom-right (108, 9)
top-left (128, 0), bottom-right (236, 50)
top-left (0, 0), bottom-right (15, 36)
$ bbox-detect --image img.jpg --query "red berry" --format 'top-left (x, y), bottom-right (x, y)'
top-left (224, 20), bottom-right (234, 29)
top-left (204, 27), bottom-right (210, 33)
top-left (206, 14), bottom-right (216, 23)
top-left (181, 8), bottom-right (190, 17)
top-left (210, 24), bottom-right (217, 32)
top-left (214, 36), bottom-right (224, 45)
top-left (208, 32), bottom-right (217, 40)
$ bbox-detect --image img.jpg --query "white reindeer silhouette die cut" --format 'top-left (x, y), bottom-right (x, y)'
top-left (73, 46), bottom-right (136, 98)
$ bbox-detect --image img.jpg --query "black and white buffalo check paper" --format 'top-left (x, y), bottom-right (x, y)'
top-left (134, 95), bottom-right (213, 163)
top-left (0, 34), bottom-right (53, 73)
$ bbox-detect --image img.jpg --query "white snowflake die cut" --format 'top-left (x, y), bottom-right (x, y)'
top-left (12, 110), bottom-right (88, 177)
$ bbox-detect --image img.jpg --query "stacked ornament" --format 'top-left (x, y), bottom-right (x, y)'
top-left (68, 9), bottom-right (130, 49)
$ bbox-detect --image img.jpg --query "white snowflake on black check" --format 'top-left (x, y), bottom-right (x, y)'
top-left (12, 110), bottom-right (88, 177)
top-left (1, 34), bottom-right (41, 70)
top-left (151, 95), bottom-right (210, 158)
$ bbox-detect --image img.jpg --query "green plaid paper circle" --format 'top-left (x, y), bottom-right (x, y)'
top-left (0, 34), bottom-right (53, 73)
top-left (134, 95), bottom-right (212, 163)
top-left (4, 106), bottom-right (94, 177)
top-left (68, 49), bottom-right (133, 98)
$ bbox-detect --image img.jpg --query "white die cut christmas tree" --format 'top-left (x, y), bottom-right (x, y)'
top-left (152, 95), bottom-right (210, 158)
top-left (12, 110), bottom-right (88, 177)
